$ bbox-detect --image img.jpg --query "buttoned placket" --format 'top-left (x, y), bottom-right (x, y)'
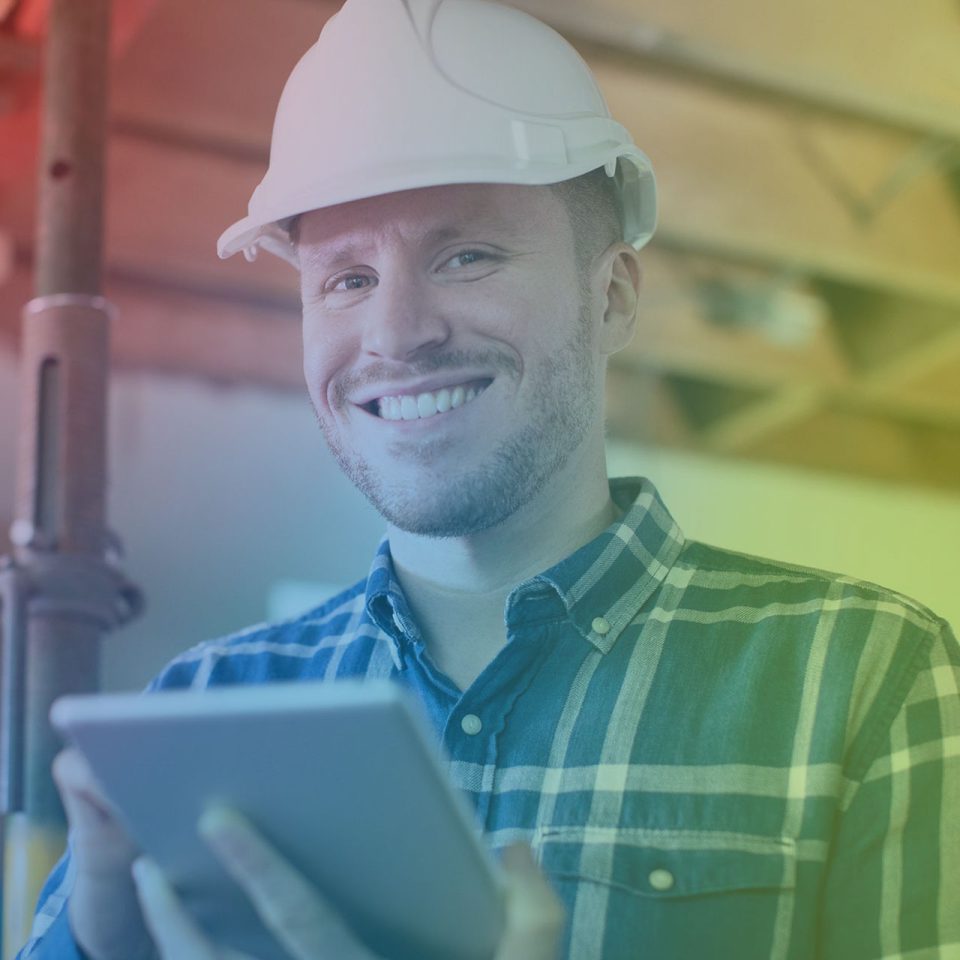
top-left (435, 583), bottom-right (576, 826)
top-left (378, 574), bottom-right (635, 832)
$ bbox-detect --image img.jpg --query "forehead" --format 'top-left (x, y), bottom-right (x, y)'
top-left (297, 182), bottom-right (569, 265)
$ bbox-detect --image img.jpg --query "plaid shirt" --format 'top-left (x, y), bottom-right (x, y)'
top-left (21, 477), bottom-right (960, 960)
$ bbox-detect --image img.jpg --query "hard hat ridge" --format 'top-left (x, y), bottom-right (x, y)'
top-left (217, 0), bottom-right (657, 265)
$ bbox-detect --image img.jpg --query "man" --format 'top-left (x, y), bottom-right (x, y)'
top-left (18, 1), bottom-right (960, 958)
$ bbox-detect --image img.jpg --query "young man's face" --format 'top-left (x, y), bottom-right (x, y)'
top-left (298, 182), bottom-right (608, 537)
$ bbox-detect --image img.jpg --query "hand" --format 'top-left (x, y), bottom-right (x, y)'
top-left (51, 748), bottom-right (156, 960)
top-left (131, 807), bottom-right (564, 960)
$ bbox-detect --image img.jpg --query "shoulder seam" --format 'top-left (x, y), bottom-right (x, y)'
top-left (679, 540), bottom-right (946, 628)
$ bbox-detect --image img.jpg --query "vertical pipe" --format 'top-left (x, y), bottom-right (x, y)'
top-left (2, 1), bottom-right (113, 956)
top-left (35, 0), bottom-right (110, 297)
top-left (0, 565), bottom-right (28, 815)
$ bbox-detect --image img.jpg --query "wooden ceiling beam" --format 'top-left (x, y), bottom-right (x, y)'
top-left (594, 62), bottom-right (960, 307)
top-left (625, 250), bottom-right (850, 389)
top-left (689, 344), bottom-right (960, 456)
top-left (109, 0), bottom-right (331, 155)
top-left (851, 329), bottom-right (960, 412)
top-left (511, 0), bottom-right (960, 141)
top-left (838, 390), bottom-right (960, 433)
top-left (740, 407), bottom-right (960, 492)
top-left (694, 384), bottom-right (823, 453)
top-left (624, 253), bottom-right (960, 438)
top-left (607, 377), bottom-right (960, 493)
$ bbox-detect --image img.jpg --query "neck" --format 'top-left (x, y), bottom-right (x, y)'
top-left (389, 441), bottom-right (618, 595)
top-left (387, 440), bottom-right (619, 690)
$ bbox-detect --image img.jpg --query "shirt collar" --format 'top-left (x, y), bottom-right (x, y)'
top-left (364, 537), bottom-right (419, 669)
top-left (364, 476), bottom-right (685, 664)
top-left (519, 476), bottom-right (686, 653)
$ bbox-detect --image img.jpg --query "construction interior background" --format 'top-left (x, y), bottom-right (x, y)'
top-left (0, 0), bottom-right (959, 953)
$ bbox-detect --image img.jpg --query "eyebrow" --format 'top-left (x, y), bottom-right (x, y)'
top-left (301, 221), bottom-right (513, 272)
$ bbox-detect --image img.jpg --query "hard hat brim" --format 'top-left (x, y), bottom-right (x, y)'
top-left (217, 150), bottom-right (656, 266)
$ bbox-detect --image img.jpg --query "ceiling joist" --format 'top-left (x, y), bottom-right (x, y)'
top-left (512, 0), bottom-right (960, 141)
top-left (595, 62), bottom-right (960, 307)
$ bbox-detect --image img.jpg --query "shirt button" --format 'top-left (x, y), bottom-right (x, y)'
top-left (460, 714), bottom-right (483, 736)
top-left (648, 868), bottom-right (675, 891)
top-left (591, 616), bottom-right (611, 635)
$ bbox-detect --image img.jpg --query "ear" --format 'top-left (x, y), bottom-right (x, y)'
top-left (593, 242), bottom-right (642, 357)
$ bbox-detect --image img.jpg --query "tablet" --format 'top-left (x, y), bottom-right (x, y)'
top-left (51, 679), bottom-right (505, 960)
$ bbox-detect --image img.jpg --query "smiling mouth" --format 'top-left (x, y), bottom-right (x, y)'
top-left (362, 379), bottom-right (492, 421)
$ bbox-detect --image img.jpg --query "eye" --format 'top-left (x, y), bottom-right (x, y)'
top-left (328, 272), bottom-right (377, 293)
top-left (442, 249), bottom-right (492, 270)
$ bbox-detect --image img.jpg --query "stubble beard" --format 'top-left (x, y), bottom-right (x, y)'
top-left (313, 311), bottom-right (598, 539)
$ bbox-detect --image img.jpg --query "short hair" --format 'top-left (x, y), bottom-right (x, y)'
top-left (548, 166), bottom-right (625, 275)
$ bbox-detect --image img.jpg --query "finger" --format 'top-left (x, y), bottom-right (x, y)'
top-left (132, 857), bottom-right (220, 960)
top-left (495, 844), bottom-right (565, 960)
top-left (52, 748), bottom-right (140, 868)
top-left (199, 806), bottom-right (374, 960)
top-left (52, 748), bottom-right (115, 823)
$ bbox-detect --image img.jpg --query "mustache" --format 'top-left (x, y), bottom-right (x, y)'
top-left (333, 349), bottom-right (519, 407)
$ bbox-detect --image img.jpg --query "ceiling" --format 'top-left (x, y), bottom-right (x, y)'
top-left (1, 0), bottom-right (959, 490)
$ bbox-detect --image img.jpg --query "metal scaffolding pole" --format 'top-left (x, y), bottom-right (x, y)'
top-left (0, 1), bottom-right (142, 956)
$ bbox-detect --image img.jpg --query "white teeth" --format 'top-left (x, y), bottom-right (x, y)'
top-left (376, 382), bottom-right (486, 421)
top-left (417, 393), bottom-right (437, 418)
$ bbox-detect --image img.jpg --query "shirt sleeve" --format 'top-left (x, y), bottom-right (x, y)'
top-left (12, 665), bottom-right (189, 960)
top-left (13, 848), bottom-right (87, 960)
top-left (818, 619), bottom-right (960, 959)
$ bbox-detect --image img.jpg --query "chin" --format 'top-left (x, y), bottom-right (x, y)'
top-left (376, 494), bottom-right (514, 539)
top-left (359, 444), bottom-right (562, 539)
top-left (319, 359), bottom-right (596, 538)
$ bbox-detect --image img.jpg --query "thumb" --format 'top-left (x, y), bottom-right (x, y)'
top-left (499, 842), bottom-right (539, 874)
top-left (495, 843), bottom-right (564, 960)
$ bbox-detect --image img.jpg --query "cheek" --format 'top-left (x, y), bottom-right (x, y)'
top-left (301, 318), bottom-right (352, 412)
top-left (470, 277), bottom-right (573, 349)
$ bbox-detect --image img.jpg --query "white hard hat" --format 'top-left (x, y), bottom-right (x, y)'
top-left (217, 0), bottom-right (657, 265)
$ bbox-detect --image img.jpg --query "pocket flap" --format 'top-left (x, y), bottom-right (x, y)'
top-left (536, 826), bottom-right (796, 898)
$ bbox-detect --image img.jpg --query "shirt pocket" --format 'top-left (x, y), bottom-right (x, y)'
top-left (535, 826), bottom-right (798, 960)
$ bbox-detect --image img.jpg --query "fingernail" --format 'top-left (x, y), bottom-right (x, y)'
top-left (198, 806), bottom-right (257, 863)
top-left (198, 804), bottom-right (248, 839)
top-left (132, 857), bottom-right (180, 911)
top-left (131, 856), bottom-right (160, 888)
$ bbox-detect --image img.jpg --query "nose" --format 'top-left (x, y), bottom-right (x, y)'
top-left (360, 271), bottom-right (451, 361)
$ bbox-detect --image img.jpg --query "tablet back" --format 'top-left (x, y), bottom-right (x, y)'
top-left (51, 680), bottom-right (504, 960)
